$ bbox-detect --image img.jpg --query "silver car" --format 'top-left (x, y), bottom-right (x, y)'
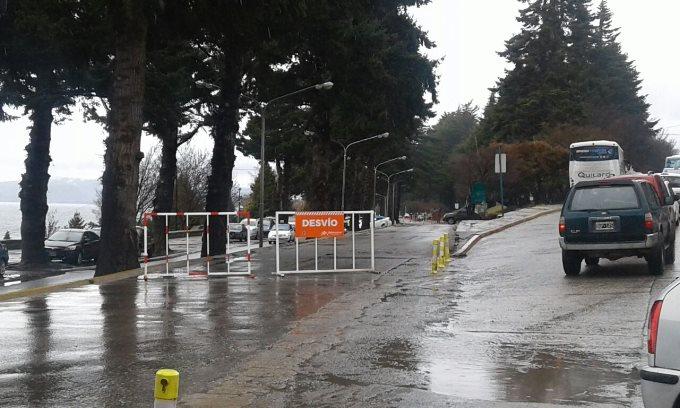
top-left (641, 279), bottom-right (680, 407)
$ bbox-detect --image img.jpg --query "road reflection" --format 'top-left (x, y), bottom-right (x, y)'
top-left (22, 297), bottom-right (54, 406)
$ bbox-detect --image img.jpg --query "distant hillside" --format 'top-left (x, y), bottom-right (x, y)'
top-left (0, 178), bottom-right (99, 204)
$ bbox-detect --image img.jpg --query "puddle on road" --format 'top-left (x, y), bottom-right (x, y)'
top-left (372, 332), bottom-right (637, 405)
top-left (424, 339), bottom-right (635, 404)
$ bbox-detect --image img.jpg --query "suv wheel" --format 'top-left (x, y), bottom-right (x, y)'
top-left (562, 250), bottom-right (582, 276)
top-left (447, 218), bottom-right (456, 225)
top-left (585, 257), bottom-right (599, 266)
top-left (647, 241), bottom-right (665, 275)
top-left (664, 238), bottom-right (676, 265)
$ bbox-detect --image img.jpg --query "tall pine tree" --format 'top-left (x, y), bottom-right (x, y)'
top-left (480, 0), bottom-right (672, 171)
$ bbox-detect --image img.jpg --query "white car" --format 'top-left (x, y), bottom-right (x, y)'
top-left (660, 173), bottom-right (680, 226)
top-left (641, 279), bottom-right (680, 407)
top-left (374, 216), bottom-right (392, 228)
top-left (268, 223), bottom-right (295, 244)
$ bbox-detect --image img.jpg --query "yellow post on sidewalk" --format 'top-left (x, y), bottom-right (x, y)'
top-left (443, 233), bottom-right (451, 262)
top-left (437, 237), bottom-right (446, 271)
top-left (154, 369), bottom-right (179, 408)
top-left (431, 239), bottom-right (439, 274)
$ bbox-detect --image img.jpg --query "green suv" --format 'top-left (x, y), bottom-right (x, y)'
top-left (559, 179), bottom-right (676, 276)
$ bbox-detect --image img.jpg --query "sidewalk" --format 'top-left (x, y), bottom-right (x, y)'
top-left (0, 241), bottom-right (264, 301)
top-left (453, 205), bottom-right (561, 256)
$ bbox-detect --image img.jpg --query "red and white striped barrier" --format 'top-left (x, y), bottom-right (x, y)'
top-left (141, 211), bottom-right (252, 279)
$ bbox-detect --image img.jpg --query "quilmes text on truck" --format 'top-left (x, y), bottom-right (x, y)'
top-left (569, 140), bottom-right (628, 187)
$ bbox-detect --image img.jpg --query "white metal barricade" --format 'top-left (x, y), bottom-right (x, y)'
top-left (274, 210), bottom-right (375, 276)
top-left (141, 211), bottom-right (252, 279)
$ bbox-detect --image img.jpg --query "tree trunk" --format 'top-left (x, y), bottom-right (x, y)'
top-left (19, 101), bottom-right (53, 265)
top-left (95, 3), bottom-right (147, 276)
top-left (202, 57), bottom-right (241, 257)
top-left (152, 126), bottom-right (178, 257)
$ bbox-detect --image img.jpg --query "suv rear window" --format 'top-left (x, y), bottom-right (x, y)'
top-left (570, 185), bottom-right (639, 211)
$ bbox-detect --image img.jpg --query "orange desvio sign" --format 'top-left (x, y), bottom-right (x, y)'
top-left (295, 212), bottom-right (345, 239)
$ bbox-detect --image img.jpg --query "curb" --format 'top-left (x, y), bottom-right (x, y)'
top-left (0, 278), bottom-right (93, 302)
top-left (453, 207), bottom-right (560, 258)
top-left (0, 245), bottom-right (268, 302)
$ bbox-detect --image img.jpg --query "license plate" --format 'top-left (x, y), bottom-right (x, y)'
top-left (595, 221), bottom-right (615, 231)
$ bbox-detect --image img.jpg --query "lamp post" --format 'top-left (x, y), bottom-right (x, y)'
top-left (373, 156), bottom-right (406, 214)
top-left (248, 81), bottom-right (333, 247)
top-left (385, 168), bottom-right (414, 221)
top-left (332, 132), bottom-right (389, 211)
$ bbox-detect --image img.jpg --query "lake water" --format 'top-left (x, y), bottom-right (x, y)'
top-left (0, 202), bottom-right (98, 239)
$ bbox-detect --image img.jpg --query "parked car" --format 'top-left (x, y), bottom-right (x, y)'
top-left (268, 223), bottom-right (295, 244)
top-left (559, 178), bottom-right (676, 276)
top-left (45, 229), bottom-right (100, 265)
top-left (240, 217), bottom-right (274, 240)
top-left (660, 172), bottom-right (680, 226)
top-left (229, 223), bottom-right (248, 242)
top-left (374, 216), bottom-right (392, 228)
top-left (441, 207), bottom-right (482, 224)
top-left (641, 279), bottom-right (680, 407)
top-left (0, 242), bottom-right (8, 275)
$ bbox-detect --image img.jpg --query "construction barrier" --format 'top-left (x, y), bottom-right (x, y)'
top-left (274, 210), bottom-right (375, 276)
top-left (142, 211), bottom-right (252, 279)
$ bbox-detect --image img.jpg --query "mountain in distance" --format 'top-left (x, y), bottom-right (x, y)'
top-left (0, 178), bottom-right (99, 204)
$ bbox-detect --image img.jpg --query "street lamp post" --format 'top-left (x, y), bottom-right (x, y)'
top-left (373, 156), bottom-right (406, 214)
top-left (385, 168), bottom-right (414, 221)
top-left (332, 132), bottom-right (389, 211)
top-left (249, 81), bottom-right (333, 247)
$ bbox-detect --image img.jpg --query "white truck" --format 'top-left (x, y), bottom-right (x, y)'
top-left (641, 279), bottom-right (680, 407)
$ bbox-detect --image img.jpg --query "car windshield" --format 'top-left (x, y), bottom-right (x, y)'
top-left (570, 185), bottom-right (639, 211)
top-left (241, 219), bottom-right (257, 227)
top-left (665, 158), bottom-right (680, 169)
top-left (570, 146), bottom-right (618, 161)
top-left (48, 230), bottom-right (83, 242)
top-left (272, 224), bottom-right (291, 231)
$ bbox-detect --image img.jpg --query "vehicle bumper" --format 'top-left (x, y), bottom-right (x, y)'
top-left (559, 233), bottom-right (659, 251)
top-left (641, 366), bottom-right (680, 408)
top-left (45, 248), bottom-right (75, 260)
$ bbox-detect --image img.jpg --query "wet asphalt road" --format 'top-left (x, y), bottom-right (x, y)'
top-left (0, 214), bottom-right (675, 407)
top-left (0, 223), bottom-right (449, 407)
top-left (184, 213), bottom-right (677, 407)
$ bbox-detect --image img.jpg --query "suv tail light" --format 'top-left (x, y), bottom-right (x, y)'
top-left (648, 300), bottom-right (663, 354)
top-left (644, 212), bottom-right (654, 232)
top-left (558, 216), bottom-right (566, 234)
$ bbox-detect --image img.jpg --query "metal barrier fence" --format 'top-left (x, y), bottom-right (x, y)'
top-left (274, 210), bottom-right (375, 276)
top-left (142, 211), bottom-right (252, 279)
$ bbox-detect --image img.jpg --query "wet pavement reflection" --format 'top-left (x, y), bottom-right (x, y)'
top-left (0, 264), bottom-right (371, 406)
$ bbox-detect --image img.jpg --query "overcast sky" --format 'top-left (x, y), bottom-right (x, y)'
top-left (1, 0), bottom-right (679, 186)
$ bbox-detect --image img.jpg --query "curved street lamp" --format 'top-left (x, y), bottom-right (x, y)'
top-left (247, 81), bottom-right (334, 247)
top-left (385, 168), bottom-right (414, 220)
top-left (332, 132), bottom-right (389, 211)
top-left (373, 156), bottom-right (406, 213)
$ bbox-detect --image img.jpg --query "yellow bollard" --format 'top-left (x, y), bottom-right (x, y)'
top-left (437, 237), bottom-right (446, 271)
top-left (444, 233), bottom-right (451, 262)
top-left (432, 239), bottom-right (439, 274)
top-left (154, 369), bottom-right (180, 408)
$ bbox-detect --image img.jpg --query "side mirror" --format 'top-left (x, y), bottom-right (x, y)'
top-left (675, 194), bottom-right (680, 202)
